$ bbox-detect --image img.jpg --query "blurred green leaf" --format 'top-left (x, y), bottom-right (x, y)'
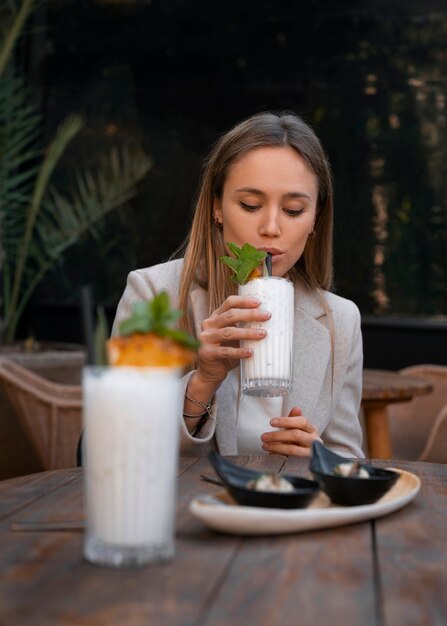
top-left (119, 291), bottom-right (200, 350)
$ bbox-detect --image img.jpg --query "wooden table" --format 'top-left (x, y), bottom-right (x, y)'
top-left (1, 456), bottom-right (447, 626)
top-left (362, 368), bottom-right (433, 459)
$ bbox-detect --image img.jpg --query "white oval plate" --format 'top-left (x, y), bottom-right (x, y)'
top-left (189, 468), bottom-right (421, 535)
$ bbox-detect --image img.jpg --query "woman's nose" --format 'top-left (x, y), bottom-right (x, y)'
top-left (259, 209), bottom-right (281, 237)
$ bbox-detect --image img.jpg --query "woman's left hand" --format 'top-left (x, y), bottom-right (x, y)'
top-left (260, 406), bottom-right (322, 456)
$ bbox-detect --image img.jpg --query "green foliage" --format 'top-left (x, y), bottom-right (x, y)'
top-left (220, 242), bottom-right (267, 285)
top-left (94, 306), bottom-right (110, 366)
top-left (0, 0), bottom-right (36, 78)
top-left (0, 0), bottom-right (152, 342)
top-left (119, 292), bottom-right (200, 350)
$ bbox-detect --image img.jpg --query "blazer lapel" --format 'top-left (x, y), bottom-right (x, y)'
top-left (283, 292), bottom-right (331, 420)
top-left (189, 287), bottom-right (208, 337)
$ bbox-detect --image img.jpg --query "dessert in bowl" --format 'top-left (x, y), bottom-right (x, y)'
top-left (310, 441), bottom-right (399, 506)
top-left (208, 451), bottom-right (320, 509)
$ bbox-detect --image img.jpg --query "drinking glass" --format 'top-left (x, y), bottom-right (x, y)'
top-left (83, 365), bottom-right (182, 568)
top-left (239, 276), bottom-right (294, 397)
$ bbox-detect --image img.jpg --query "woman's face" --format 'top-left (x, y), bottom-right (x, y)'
top-left (214, 146), bottom-right (318, 277)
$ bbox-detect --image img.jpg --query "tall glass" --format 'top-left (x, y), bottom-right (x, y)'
top-left (239, 276), bottom-right (294, 397)
top-left (83, 366), bottom-right (182, 568)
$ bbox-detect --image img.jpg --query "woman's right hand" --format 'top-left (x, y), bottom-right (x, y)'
top-left (196, 295), bottom-right (271, 387)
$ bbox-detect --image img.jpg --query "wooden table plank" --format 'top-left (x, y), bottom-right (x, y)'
top-left (371, 460), bottom-right (447, 626)
top-left (0, 458), bottom-right (241, 626)
top-left (0, 455), bottom-right (287, 625)
top-left (1, 457), bottom-right (445, 626)
top-left (362, 370), bottom-right (433, 403)
top-left (178, 456), bottom-right (199, 475)
top-left (201, 524), bottom-right (376, 626)
top-left (199, 454), bottom-right (377, 626)
top-left (0, 469), bottom-right (79, 521)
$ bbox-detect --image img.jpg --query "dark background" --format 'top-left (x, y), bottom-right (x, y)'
top-left (18, 0), bottom-right (447, 366)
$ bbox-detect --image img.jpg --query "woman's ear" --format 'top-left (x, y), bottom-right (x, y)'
top-left (212, 197), bottom-right (223, 225)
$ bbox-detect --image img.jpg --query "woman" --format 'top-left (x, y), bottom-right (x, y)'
top-left (113, 111), bottom-right (364, 458)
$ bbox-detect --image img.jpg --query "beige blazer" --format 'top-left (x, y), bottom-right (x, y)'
top-left (113, 259), bottom-right (364, 458)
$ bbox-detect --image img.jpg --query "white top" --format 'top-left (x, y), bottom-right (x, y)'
top-left (230, 368), bottom-right (284, 454)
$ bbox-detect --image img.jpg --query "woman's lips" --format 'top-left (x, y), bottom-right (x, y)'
top-left (260, 248), bottom-right (284, 263)
top-left (270, 252), bottom-right (284, 264)
top-left (260, 247), bottom-right (283, 255)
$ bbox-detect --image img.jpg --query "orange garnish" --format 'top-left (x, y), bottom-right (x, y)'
top-left (107, 333), bottom-right (194, 367)
top-left (248, 267), bottom-right (262, 281)
top-left (220, 243), bottom-right (267, 284)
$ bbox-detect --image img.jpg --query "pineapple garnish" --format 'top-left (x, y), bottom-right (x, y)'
top-left (247, 267), bottom-right (262, 281)
top-left (220, 243), bottom-right (267, 285)
top-left (107, 292), bottom-right (199, 367)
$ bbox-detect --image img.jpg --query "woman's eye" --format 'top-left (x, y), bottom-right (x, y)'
top-left (240, 201), bottom-right (261, 211)
top-left (284, 208), bottom-right (305, 217)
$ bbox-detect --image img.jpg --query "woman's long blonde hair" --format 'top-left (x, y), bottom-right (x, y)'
top-left (177, 111), bottom-right (334, 335)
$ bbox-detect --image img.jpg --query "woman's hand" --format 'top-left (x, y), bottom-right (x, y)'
top-left (196, 295), bottom-right (271, 386)
top-left (260, 406), bottom-right (322, 456)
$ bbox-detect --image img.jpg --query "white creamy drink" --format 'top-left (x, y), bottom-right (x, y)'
top-left (239, 276), bottom-right (294, 396)
top-left (83, 366), bottom-right (182, 568)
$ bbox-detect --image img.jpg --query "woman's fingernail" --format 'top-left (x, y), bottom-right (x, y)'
top-left (256, 329), bottom-right (266, 337)
top-left (270, 418), bottom-right (279, 426)
top-left (250, 298), bottom-right (261, 305)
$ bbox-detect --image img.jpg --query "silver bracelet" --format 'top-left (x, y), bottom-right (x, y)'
top-left (183, 411), bottom-right (217, 422)
top-left (185, 391), bottom-right (212, 417)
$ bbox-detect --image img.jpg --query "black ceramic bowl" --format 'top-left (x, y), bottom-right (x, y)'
top-left (309, 441), bottom-right (399, 506)
top-left (208, 451), bottom-right (320, 509)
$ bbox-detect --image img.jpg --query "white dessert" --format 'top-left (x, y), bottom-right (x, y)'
top-left (247, 473), bottom-right (294, 493)
top-left (239, 276), bottom-right (294, 396)
top-left (83, 366), bottom-right (181, 553)
top-left (333, 462), bottom-right (369, 479)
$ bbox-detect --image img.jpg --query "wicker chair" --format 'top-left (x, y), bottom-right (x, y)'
top-left (0, 358), bottom-right (82, 470)
top-left (388, 365), bottom-right (447, 463)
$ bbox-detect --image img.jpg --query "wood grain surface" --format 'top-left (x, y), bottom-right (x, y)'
top-left (372, 460), bottom-right (447, 626)
top-left (0, 456), bottom-right (445, 626)
top-left (362, 369), bottom-right (433, 403)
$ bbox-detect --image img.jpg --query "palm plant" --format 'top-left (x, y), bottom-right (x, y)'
top-left (0, 0), bottom-right (152, 343)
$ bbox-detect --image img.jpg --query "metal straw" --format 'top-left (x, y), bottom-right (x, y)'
top-left (81, 285), bottom-right (95, 365)
top-left (266, 253), bottom-right (273, 276)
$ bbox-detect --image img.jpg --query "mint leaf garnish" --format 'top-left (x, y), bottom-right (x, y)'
top-left (165, 328), bottom-right (201, 350)
top-left (119, 292), bottom-right (200, 349)
top-left (220, 243), bottom-right (267, 284)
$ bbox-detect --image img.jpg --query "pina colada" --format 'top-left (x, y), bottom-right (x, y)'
top-left (239, 276), bottom-right (294, 397)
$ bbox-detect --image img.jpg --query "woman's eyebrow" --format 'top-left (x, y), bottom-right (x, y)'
top-left (235, 187), bottom-right (312, 200)
top-left (234, 187), bottom-right (265, 195)
top-left (283, 191), bottom-right (312, 200)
